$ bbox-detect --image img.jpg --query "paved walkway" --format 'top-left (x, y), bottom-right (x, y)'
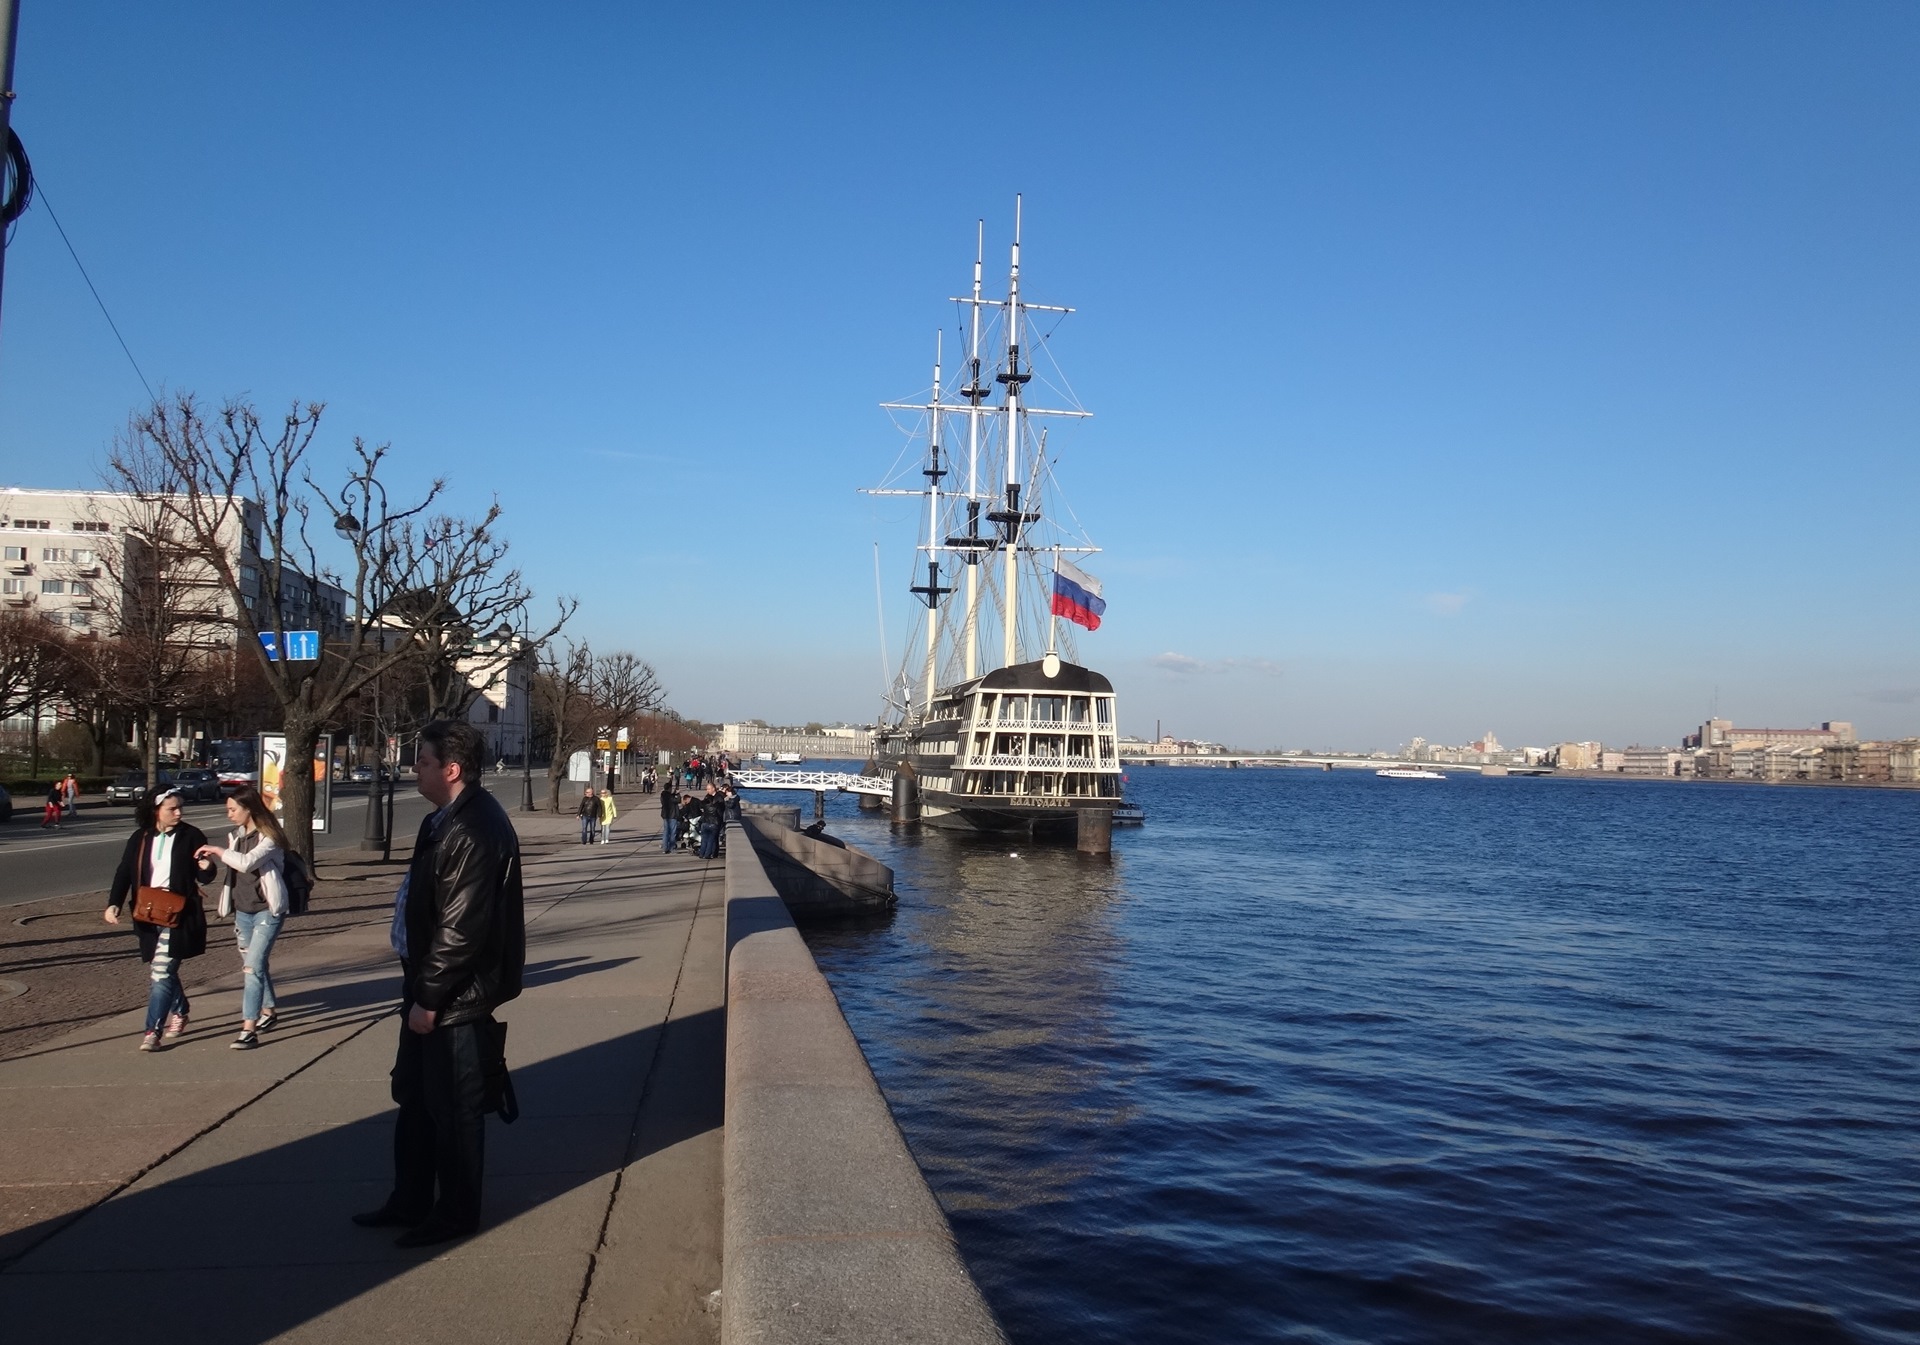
top-left (0, 805), bottom-right (724, 1345)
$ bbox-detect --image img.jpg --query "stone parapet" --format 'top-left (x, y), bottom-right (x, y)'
top-left (722, 822), bottom-right (1005, 1345)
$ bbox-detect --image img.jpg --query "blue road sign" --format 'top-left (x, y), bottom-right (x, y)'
top-left (259, 630), bottom-right (321, 661)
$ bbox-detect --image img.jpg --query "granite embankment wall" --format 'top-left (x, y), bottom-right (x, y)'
top-left (722, 821), bottom-right (1007, 1345)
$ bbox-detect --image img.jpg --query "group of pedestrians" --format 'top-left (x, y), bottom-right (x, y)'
top-left (103, 782), bottom-right (291, 1053)
top-left (102, 720), bottom-right (528, 1250)
top-left (39, 772), bottom-right (78, 828)
top-left (574, 786), bottom-right (619, 844)
top-left (660, 776), bottom-right (738, 859)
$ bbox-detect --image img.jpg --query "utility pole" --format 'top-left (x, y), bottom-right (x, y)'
top-left (0, 0), bottom-right (24, 343)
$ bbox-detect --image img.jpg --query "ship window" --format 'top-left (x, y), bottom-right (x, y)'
top-left (1069, 697), bottom-right (1091, 724)
top-left (1034, 696), bottom-right (1065, 724)
top-left (1001, 696), bottom-right (1027, 723)
top-left (1095, 697), bottom-right (1113, 726)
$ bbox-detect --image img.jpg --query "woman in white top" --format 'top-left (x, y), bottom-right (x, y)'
top-left (195, 786), bottom-right (291, 1050)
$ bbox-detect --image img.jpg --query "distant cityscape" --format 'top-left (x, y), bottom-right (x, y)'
top-left (1120, 718), bottom-right (1920, 785)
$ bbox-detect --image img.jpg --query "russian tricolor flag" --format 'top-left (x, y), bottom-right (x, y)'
top-left (1051, 558), bottom-right (1106, 632)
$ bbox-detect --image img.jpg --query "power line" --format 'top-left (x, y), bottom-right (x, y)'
top-left (31, 176), bottom-right (158, 404)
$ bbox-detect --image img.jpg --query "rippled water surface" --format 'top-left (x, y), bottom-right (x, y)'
top-left (801, 770), bottom-right (1920, 1344)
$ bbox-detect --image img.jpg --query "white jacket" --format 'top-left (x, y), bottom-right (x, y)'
top-left (218, 828), bottom-right (288, 917)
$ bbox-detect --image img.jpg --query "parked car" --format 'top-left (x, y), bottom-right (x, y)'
top-left (174, 768), bottom-right (220, 803)
top-left (0, 783), bottom-right (12, 823)
top-left (349, 766), bottom-right (375, 782)
top-left (107, 770), bottom-right (176, 804)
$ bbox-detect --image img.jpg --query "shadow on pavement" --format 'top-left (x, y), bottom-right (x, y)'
top-left (0, 1005), bottom-right (724, 1343)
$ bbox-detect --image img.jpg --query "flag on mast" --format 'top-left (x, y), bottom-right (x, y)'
top-left (1051, 558), bottom-right (1106, 632)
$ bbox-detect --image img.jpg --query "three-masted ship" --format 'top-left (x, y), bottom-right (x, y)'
top-left (866, 200), bottom-right (1124, 835)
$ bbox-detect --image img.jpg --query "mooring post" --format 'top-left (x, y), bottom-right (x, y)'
top-left (891, 772), bottom-right (920, 826)
top-left (812, 790), bottom-right (826, 825)
top-left (1076, 806), bottom-right (1112, 857)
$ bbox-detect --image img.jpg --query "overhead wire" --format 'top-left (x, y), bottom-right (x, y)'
top-left (31, 174), bottom-right (159, 404)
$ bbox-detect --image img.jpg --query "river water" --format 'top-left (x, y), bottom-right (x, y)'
top-left (800, 768), bottom-right (1919, 1344)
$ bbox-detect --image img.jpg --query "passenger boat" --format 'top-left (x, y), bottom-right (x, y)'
top-left (1376, 767), bottom-right (1447, 780)
top-left (864, 201), bottom-right (1128, 835)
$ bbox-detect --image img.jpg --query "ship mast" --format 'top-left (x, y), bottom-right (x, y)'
top-left (961, 223), bottom-right (986, 680)
top-left (908, 334), bottom-right (950, 709)
top-left (993, 194), bottom-right (1034, 669)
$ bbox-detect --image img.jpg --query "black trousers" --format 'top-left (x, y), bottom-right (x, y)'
top-left (389, 1015), bottom-right (489, 1229)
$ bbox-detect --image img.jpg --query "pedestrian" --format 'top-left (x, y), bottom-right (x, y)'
top-left (62, 770), bottom-right (79, 818)
top-left (696, 785), bottom-right (723, 859)
top-left (576, 787), bottom-right (598, 845)
top-left (597, 787), bottom-right (618, 844)
top-left (41, 782), bottom-right (63, 829)
top-left (659, 785), bottom-right (678, 854)
top-left (353, 719), bottom-right (524, 1249)
top-left (678, 793), bottom-right (698, 851)
top-left (104, 786), bottom-right (217, 1052)
top-left (195, 787), bottom-right (291, 1050)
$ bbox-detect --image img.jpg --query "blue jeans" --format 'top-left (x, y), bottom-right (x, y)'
top-left (233, 908), bottom-right (283, 1023)
top-left (662, 819), bottom-right (677, 853)
top-left (144, 929), bottom-right (188, 1032)
top-left (580, 816), bottom-right (596, 844)
top-left (697, 821), bottom-right (719, 858)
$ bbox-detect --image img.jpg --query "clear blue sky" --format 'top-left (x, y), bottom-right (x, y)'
top-left (1, 2), bottom-right (1916, 749)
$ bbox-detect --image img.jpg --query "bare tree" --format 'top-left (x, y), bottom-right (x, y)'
top-left (0, 611), bottom-right (70, 773)
top-left (591, 651), bottom-right (665, 789)
top-left (106, 392), bottom-right (540, 859)
top-left (95, 436), bottom-right (238, 785)
top-left (533, 640), bottom-right (599, 812)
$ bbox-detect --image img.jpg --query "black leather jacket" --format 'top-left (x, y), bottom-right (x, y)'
top-left (403, 784), bottom-right (525, 1027)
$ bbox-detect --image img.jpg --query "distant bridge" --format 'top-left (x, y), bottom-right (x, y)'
top-left (1120, 755), bottom-right (1551, 776)
top-left (730, 770), bottom-right (894, 798)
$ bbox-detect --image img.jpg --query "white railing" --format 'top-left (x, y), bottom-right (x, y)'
top-left (730, 770), bottom-right (893, 798)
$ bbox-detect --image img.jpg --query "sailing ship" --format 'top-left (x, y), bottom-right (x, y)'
top-left (865, 200), bottom-right (1127, 836)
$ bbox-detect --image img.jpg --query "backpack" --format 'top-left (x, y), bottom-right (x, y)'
top-left (282, 851), bottom-right (315, 915)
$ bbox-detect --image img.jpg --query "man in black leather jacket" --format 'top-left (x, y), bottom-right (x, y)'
top-left (354, 719), bottom-right (525, 1248)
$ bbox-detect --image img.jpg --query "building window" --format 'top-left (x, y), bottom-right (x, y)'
top-left (72, 521), bottom-right (109, 533)
top-left (67, 611), bottom-right (90, 629)
top-left (1, 579), bottom-right (21, 594)
top-left (487, 705), bottom-right (500, 723)
top-left (72, 548), bottom-right (94, 565)
top-left (69, 580), bottom-right (91, 597)
top-left (39, 579), bottom-right (65, 595)
top-left (2, 546), bottom-right (21, 561)
top-left (40, 547), bottom-right (67, 563)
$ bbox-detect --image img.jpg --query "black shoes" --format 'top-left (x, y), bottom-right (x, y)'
top-left (393, 1219), bottom-right (478, 1249)
top-left (350, 1202), bottom-right (428, 1229)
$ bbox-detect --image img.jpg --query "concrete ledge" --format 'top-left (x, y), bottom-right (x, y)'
top-left (723, 822), bottom-right (1006, 1345)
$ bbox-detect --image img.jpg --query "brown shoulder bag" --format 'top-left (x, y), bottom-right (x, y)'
top-left (132, 885), bottom-right (187, 928)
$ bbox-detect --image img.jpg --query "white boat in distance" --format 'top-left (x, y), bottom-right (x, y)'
top-left (1377, 767), bottom-right (1448, 780)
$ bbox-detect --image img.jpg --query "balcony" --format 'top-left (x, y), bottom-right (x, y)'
top-left (966, 754), bottom-right (1102, 770)
top-left (6, 562), bottom-right (30, 575)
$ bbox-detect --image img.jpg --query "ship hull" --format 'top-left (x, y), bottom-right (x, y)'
top-left (875, 658), bottom-right (1127, 839)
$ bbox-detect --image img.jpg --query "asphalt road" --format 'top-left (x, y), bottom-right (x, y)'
top-left (0, 788), bottom-right (440, 908)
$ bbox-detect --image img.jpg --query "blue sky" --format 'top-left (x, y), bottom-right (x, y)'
top-left (1, 2), bottom-right (1915, 748)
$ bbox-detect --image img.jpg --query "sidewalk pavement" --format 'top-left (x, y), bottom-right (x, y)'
top-left (0, 803), bottom-right (724, 1345)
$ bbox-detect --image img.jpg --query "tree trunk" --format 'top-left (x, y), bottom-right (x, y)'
top-left (280, 716), bottom-right (321, 863)
top-left (547, 754), bottom-right (568, 813)
top-left (28, 693), bottom-right (40, 777)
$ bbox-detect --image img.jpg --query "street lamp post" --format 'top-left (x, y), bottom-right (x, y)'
top-left (520, 636), bottom-right (535, 812)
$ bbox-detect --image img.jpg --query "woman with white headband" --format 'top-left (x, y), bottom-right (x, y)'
top-left (105, 784), bottom-right (217, 1052)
